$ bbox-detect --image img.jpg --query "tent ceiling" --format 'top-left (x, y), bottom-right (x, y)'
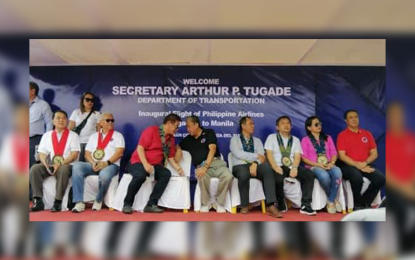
top-left (1, 0), bottom-right (414, 32)
top-left (30, 39), bottom-right (385, 66)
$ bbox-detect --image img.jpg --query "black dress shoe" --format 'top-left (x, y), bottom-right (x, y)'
top-left (122, 204), bottom-right (133, 214)
top-left (143, 205), bottom-right (164, 213)
top-left (30, 198), bottom-right (45, 212)
top-left (51, 200), bottom-right (62, 212)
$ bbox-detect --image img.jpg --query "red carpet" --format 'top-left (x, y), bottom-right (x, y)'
top-left (30, 206), bottom-right (345, 221)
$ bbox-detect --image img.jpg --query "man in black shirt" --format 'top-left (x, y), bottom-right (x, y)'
top-left (176, 116), bottom-right (233, 213)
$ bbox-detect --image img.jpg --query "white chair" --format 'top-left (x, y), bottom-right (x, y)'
top-left (112, 151), bottom-right (192, 213)
top-left (283, 176), bottom-right (347, 213)
top-left (83, 175), bottom-right (119, 210)
top-left (43, 174), bottom-right (119, 211)
top-left (343, 178), bottom-right (382, 213)
top-left (193, 154), bottom-right (232, 213)
top-left (311, 179), bottom-right (347, 213)
top-left (227, 153), bottom-right (266, 214)
top-left (43, 176), bottom-right (72, 211)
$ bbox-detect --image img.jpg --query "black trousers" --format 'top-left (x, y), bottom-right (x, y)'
top-left (339, 164), bottom-right (385, 207)
top-left (281, 166), bottom-right (315, 208)
top-left (124, 163), bottom-right (171, 207)
top-left (232, 163), bottom-right (284, 207)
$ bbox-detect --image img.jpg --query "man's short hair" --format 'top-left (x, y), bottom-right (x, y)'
top-left (52, 110), bottom-right (68, 120)
top-left (29, 82), bottom-right (39, 96)
top-left (186, 115), bottom-right (201, 128)
top-left (163, 113), bottom-right (181, 124)
top-left (344, 109), bottom-right (359, 119)
top-left (276, 116), bottom-right (292, 126)
top-left (239, 116), bottom-right (252, 132)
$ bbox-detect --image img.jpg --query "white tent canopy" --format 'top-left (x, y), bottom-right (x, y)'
top-left (2, 0), bottom-right (415, 33)
top-left (30, 39), bottom-right (385, 66)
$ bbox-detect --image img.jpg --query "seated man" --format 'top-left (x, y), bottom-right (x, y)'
top-left (230, 116), bottom-right (283, 217)
top-left (30, 110), bottom-right (80, 212)
top-left (176, 115), bottom-right (233, 213)
top-left (337, 109), bottom-right (386, 210)
top-left (72, 113), bottom-right (125, 213)
top-left (265, 116), bottom-right (316, 215)
top-left (122, 113), bottom-right (184, 214)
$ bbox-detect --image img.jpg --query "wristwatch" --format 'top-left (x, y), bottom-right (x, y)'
top-left (107, 160), bottom-right (112, 165)
top-left (252, 161), bottom-right (259, 165)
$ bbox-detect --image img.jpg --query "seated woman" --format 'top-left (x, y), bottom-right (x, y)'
top-left (301, 116), bottom-right (342, 214)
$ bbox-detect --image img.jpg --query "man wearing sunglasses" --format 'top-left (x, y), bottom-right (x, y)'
top-left (122, 113), bottom-right (184, 214)
top-left (72, 113), bottom-right (125, 213)
top-left (337, 109), bottom-right (385, 211)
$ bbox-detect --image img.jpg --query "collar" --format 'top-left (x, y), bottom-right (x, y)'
top-left (100, 129), bottom-right (112, 136)
top-left (30, 96), bottom-right (39, 104)
top-left (194, 128), bottom-right (204, 139)
top-left (241, 133), bottom-right (252, 140)
top-left (346, 127), bottom-right (361, 134)
top-left (279, 133), bottom-right (291, 139)
top-left (54, 128), bottom-right (65, 136)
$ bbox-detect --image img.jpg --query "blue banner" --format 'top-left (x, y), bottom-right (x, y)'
top-left (30, 66), bottom-right (385, 174)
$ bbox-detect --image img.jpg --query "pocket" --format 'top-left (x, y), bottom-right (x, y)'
top-left (217, 159), bottom-right (227, 169)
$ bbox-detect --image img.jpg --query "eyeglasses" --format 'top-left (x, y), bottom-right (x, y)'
top-left (314, 122), bottom-right (322, 127)
top-left (104, 119), bottom-right (115, 123)
top-left (84, 98), bottom-right (94, 103)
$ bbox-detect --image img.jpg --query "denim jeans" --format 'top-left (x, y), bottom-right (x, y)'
top-left (72, 162), bottom-right (119, 203)
top-left (311, 165), bottom-right (342, 203)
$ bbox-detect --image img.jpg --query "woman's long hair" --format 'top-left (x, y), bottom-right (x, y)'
top-left (79, 92), bottom-right (96, 113)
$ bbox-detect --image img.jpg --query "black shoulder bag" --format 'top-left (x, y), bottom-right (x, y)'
top-left (72, 111), bottom-right (94, 135)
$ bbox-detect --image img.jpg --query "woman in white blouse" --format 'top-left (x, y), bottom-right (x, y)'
top-left (68, 92), bottom-right (101, 161)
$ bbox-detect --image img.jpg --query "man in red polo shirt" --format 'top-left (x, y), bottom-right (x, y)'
top-left (122, 113), bottom-right (184, 214)
top-left (337, 109), bottom-right (385, 210)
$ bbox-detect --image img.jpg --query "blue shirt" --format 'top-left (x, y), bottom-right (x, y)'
top-left (29, 96), bottom-right (53, 137)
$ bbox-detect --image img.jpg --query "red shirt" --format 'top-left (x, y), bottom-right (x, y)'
top-left (337, 128), bottom-right (377, 162)
top-left (130, 126), bottom-right (176, 166)
top-left (386, 131), bottom-right (415, 182)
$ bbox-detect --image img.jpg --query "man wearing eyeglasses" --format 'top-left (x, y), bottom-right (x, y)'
top-left (122, 113), bottom-right (184, 214)
top-left (265, 116), bottom-right (316, 216)
top-left (72, 113), bottom-right (125, 213)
